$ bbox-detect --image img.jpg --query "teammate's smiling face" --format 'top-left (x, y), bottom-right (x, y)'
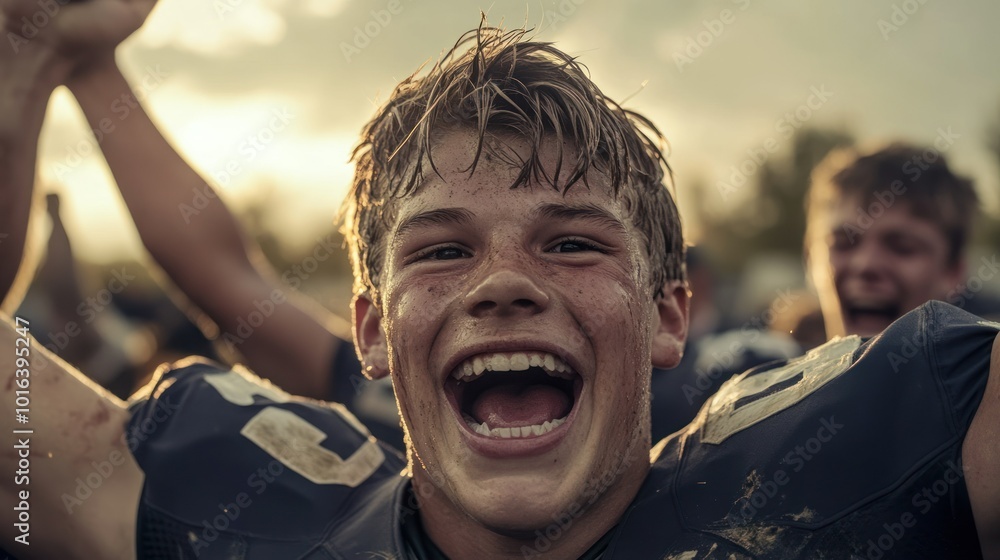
top-left (354, 128), bottom-right (686, 548)
top-left (809, 196), bottom-right (963, 338)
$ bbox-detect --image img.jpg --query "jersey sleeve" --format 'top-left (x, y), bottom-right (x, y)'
top-left (651, 329), bottom-right (801, 441)
top-left (923, 300), bottom-right (1000, 432)
top-left (127, 358), bottom-right (405, 558)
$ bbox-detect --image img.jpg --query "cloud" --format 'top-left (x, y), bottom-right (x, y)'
top-left (136, 0), bottom-right (289, 55)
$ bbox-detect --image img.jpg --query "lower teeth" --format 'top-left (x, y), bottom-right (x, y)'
top-left (465, 417), bottom-right (567, 438)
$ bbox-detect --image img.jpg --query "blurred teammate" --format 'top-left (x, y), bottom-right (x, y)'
top-left (805, 143), bottom-right (981, 339)
top-left (2, 3), bottom-right (999, 559)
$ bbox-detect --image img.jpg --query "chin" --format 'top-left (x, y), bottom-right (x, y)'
top-left (447, 456), bottom-right (592, 531)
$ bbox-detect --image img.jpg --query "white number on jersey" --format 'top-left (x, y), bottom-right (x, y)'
top-left (701, 336), bottom-right (861, 444)
top-left (204, 370), bottom-right (385, 486)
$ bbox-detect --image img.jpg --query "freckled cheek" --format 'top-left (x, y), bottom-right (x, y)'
top-left (903, 257), bottom-right (941, 281)
top-left (382, 279), bottom-right (462, 411)
top-left (385, 278), bottom-right (459, 338)
top-left (584, 282), bottom-right (653, 384)
top-left (387, 342), bottom-right (445, 457)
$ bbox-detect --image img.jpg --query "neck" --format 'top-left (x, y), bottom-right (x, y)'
top-left (411, 446), bottom-right (650, 559)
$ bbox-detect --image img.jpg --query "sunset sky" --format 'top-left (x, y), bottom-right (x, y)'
top-left (35, 0), bottom-right (1000, 262)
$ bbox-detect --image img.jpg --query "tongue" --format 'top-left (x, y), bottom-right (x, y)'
top-left (472, 383), bottom-right (571, 428)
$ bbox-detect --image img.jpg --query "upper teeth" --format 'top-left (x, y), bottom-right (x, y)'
top-left (452, 351), bottom-right (573, 382)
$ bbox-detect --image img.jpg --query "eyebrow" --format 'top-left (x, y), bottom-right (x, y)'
top-left (392, 202), bottom-right (627, 241)
top-left (881, 230), bottom-right (933, 247)
top-left (393, 208), bottom-right (476, 239)
top-left (535, 203), bottom-right (628, 233)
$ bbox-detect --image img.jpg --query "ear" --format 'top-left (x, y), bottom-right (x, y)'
top-left (352, 293), bottom-right (390, 380)
top-left (651, 281), bottom-right (689, 369)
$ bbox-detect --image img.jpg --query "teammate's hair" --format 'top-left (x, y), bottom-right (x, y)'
top-left (340, 23), bottom-right (684, 304)
top-left (805, 143), bottom-right (979, 263)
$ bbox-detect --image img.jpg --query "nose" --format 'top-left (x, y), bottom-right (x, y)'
top-left (465, 268), bottom-right (550, 318)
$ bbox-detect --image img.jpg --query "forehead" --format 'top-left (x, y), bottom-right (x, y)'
top-left (822, 195), bottom-right (949, 244)
top-left (391, 129), bottom-right (627, 226)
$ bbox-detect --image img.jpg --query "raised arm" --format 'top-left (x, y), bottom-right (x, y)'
top-left (1, 0), bottom-right (158, 309)
top-left (964, 331), bottom-right (1000, 559)
top-left (0, 313), bottom-right (142, 559)
top-left (0, 13), bottom-right (66, 312)
top-left (65, 60), bottom-right (348, 399)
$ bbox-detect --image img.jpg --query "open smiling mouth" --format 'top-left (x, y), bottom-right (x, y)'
top-left (444, 351), bottom-right (583, 446)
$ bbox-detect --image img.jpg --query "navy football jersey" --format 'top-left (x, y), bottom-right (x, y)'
top-left (130, 301), bottom-right (997, 558)
top-left (651, 329), bottom-right (800, 441)
top-left (128, 362), bottom-right (408, 558)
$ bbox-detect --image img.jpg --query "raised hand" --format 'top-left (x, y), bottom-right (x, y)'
top-left (2, 0), bottom-right (156, 59)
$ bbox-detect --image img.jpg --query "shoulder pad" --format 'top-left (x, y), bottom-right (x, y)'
top-left (129, 359), bottom-right (405, 543)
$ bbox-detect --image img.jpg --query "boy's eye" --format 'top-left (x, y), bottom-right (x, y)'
top-left (830, 231), bottom-right (854, 251)
top-left (883, 233), bottom-right (930, 258)
top-left (887, 241), bottom-right (920, 257)
top-left (416, 246), bottom-right (469, 261)
top-left (549, 238), bottom-right (602, 253)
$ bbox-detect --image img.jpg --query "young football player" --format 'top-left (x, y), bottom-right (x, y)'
top-left (805, 143), bottom-right (981, 339)
top-left (2, 2), bottom-right (998, 558)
